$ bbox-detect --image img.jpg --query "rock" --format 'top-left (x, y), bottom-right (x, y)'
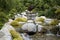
top-left (22, 15), bottom-right (27, 19)
top-left (58, 23), bottom-right (60, 26)
top-left (21, 22), bottom-right (36, 32)
top-left (57, 31), bottom-right (60, 36)
top-left (1, 23), bottom-right (15, 35)
top-left (0, 31), bottom-right (5, 38)
top-left (21, 33), bottom-right (32, 40)
top-left (21, 12), bottom-right (27, 15)
top-left (21, 20), bottom-right (36, 35)
top-left (38, 25), bottom-right (43, 32)
top-left (15, 14), bottom-right (21, 19)
top-left (44, 18), bottom-right (52, 24)
top-left (0, 35), bottom-right (12, 40)
top-left (40, 16), bottom-right (46, 20)
top-left (0, 23), bottom-right (15, 40)
top-left (8, 19), bottom-right (13, 24)
top-left (39, 28), bottom-right (47, 34)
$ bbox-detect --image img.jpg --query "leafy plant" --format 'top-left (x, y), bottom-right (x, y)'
top-left (55, 8), bottom-right (60, 19)
top-left (0, 12), bottom-right (8, 29)
top-left (8, 9), bottom-right (17, 19)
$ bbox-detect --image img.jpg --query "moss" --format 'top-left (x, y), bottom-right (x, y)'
top-left (10, 30), bottom-right (23, 40)
top-left (50, 19), bottom-right (59, 26)
top-left (10, 21), bottom-right (21, 28)
top-left (15, 18), bottom-right (27, 22)
top-left (36, 18), bottom-right (45, 22)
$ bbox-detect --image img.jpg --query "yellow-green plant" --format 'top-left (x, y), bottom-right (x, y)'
top-left (55, 8), bottom-right (60, 13)
top-left (10, 30), bottom-right (23, 40)
top-left (10, 21), bottom-right (22, 28)
top-left (15, 18), bottom-right (27, 22)
top-left (36, 18), bottom-right (45, 22)
top-left (13, 38), bottom-right (23, 40)
top-left (50, 19), bottom-right (59, 26)
top-left (0, 12), bottom-right (8, 29)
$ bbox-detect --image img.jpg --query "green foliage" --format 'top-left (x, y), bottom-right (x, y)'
top-left (55, 8), bottom-right (60, 19)
top-left (38, 11), bottom-right (45, 16)
top-left (0, 0), bottom-right (20, 11)
top-left (0, 0), bottom-right (60, 19)
top-left (0, 0), bottom-right (60, 30)
top-left (0, 23), bottom-right (4, 29)
top-left (0, 0), bottom-right (20, 29)
top-left (44, 3), bottom-right (49, 9)
top-left (8, 9), bottom-right (17, 19)
top-left (45, 8), bottom-right (56, 18)
top-left (0, 12), bottom-right (8, 29)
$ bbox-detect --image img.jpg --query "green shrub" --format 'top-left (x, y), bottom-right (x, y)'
top-left (8, 9), bottom-right (17, 19)
top-left (0, 23), bottom-right (4, 29)
top-left (0, 12), bottom-right (8, 29)
top-left (55, 8), bottom-right (60, 13)
top-left (55, 8), bottom-right (60, 19)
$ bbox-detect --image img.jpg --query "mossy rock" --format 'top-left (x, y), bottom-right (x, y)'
top-left (10, 30), bottom-right (23, 40)
top-left (10, 21), bottom-right (22, 28)
top-left (36, 17), bottom-right (45, 23)
top-left (49, 19), bottom-right (59, 26)
top-left (15, 18), bottom-right (27, 22)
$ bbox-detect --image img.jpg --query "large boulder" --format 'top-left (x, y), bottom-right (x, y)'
top-left (0, 31), bottom-right (5, 38)
top-left (0, 23), bottom-right (14, 40)
top-left (21, 22), bottom-right (36, 32)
